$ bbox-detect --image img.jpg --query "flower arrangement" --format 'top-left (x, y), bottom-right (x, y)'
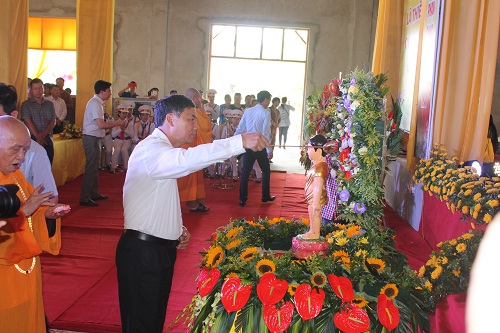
top-left (302, 69), bottom-right (390, 227)
top-left (413, 144), bottom-right (500, 224)
top-left (59, 123), bottom-right (82, 140)
top-left (175, 217), bottom-right (431, 333)
top-left (417, 229), bottom-right (484, 303)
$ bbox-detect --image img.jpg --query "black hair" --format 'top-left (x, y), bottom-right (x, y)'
top-left (257, 90), bottom-right (271, 103)
top-left (308, 134), bottom-right (328, 157)
top-left (94, 80), bottom-right (112, 94)
top-left (272, 97), bottom-right (280, 103)
top-left (169, 89), bottom-right (178, 94)
top-left (0, 83), bottom-right (18, 115)
top-left (154, 94), bottom-right (195, 127)
top-left (30, 78), bottom-right (43, 88)
top-left (56, 77), bottom-right (65, 83)
top-left (281, 96), bottom-right (288, 103)
top-left (148, 87), bottom-right (159, 96)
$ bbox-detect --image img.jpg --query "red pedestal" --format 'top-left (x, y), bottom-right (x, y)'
top-left (292, 237), bottom-right (329, 259)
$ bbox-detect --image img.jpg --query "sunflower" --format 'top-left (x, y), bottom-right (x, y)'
top-left (456, 243), bottom-right (466, 253)
top-left (288, 283), bottom-right (299, 296)
top-left (247, 220), bottom-right (265, 229)
top-left (256, 259), bottom-right (276, 276)
top-left (431, 266), bottom-right (443, 280)
top-left (352, 297), bottom-right (369, 308)
top-left (205, 246), bottom-right (224, 268)
top-left (240, 247), bottom-right (259, 261)
top-left (333, 250), bottom-right (349, 259)
top-left (226, 272), bottom-right (238, 279)
top-left (366, 258), bottom-right (386, 272)
top-left (380, 284), bottom-right (399, 299)
top-left (347, 225), bottom-right (361, 238)
top-left (311, 271), bottom-right (327, 287)
top-left (225, 227), bottom-right (240, 239)
top-left (223, 238), bottom-right (240, 250)
top-left (341, 257), bottom-right (351, 269)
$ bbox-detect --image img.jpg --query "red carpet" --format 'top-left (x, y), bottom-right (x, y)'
top-left (42, 170), bottom-right (432, 332)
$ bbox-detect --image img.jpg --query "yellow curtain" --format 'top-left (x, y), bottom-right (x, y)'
top-left (0, 0), bottom-right (28, 107)
top-left (75, 0), bottom-right (115, 127)
top-left (28, 18), bottom-right (77, 51)
top-left (371, 0), bottom-right (404, 103)
top-left (433, 0), bottom-right (500, 163)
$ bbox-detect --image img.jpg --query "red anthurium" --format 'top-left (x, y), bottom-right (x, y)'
top-left (294, 284), bottom-right (325, 320)
top-left (263, 302), bottom-right (294, 333)
top-left (334, 302), bottom-right (370, 333)
top-left (327, 274), bottom-right (354, 302)
top-left (391, 122), bottom-right (397, 132)
top-left (257, 273), bottom-right (288, 306)
top-left (339, 149), bottom-right (350, 163)
top-left (377, 294), bottom-right (400, 331)
top-left (323, 84), bottom-right (329, 92)
top-left (220, 276), bottom-right (252, 313)
top-left (388, 110), bottom-right (394, 120)
top-left (344, 171), bottom-right (352, 180)
top-left (197, 267), bottom-right (220, 297)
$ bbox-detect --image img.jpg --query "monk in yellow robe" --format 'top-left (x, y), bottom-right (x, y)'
top-left (0, 116), bottom-right (68, 332)
top-left (177, 88), bottom-right (213, 212)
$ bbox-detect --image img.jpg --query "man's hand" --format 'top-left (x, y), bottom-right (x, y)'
top-left (21, 184), bottom-right (54, 217)
top-left (114, 119), bottom-right (125, 127)
top-left (177, 227), bottom-right (191, 250)
top-left (45, 204), bottom-right (70, 219)
top-left (267, 150), bottom-right (273, 160)
top-left (241, 132), bottom-right (271, 152)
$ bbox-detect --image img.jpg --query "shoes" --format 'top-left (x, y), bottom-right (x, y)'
top-left (79, 199), bottom-right (99, 207)
top-left (239, 200), bottom-right (246, 207)
top-left (269, 160), bottom-right (273, 163)
top-left (110, 169), bottom-right (116, 174)
top-left (255, 179), bottom-right (262, 183)
top-left (91, 194), bottom-right (108, 201)
top-left (232, 178), bottom-right (238, 182)
top-left (190, 204), bottom-right (210, 213)
top-left (262, 196), bottom-right (276, 203)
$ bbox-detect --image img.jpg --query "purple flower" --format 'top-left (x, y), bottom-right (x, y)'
top-left (350, 77), bottom-right (357, 85)
top-left (343, 98), bottom-right (351, 109)
top-left (345, 121), bottom-right (352, 133)
top-left (337, 103), bottom-right (343, 111)
top-left (353, 203), bottom-right (366, 214)
top-left (339, 189), bottom-right (350, 202)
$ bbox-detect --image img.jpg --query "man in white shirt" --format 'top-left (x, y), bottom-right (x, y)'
top-left (46, 85), bottom-right (67, 134)
top-left (79, 80), bottom-right (124, 206)
top-left (278, 96), bottom-right (295, 149)
top-left (115, 94), bottom-right (269, 333)
top-left (110, 104), bottom-right (135, 173)
top-left (235, 90), bottom-right (275, 207)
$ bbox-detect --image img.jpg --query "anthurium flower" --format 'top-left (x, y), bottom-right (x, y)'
top-left (220, 276), bottom-right (252, 313)
top-left (257, 273), bottom-right (288, 306)
top-left (327, 274), bottom-right (354, 302)
top-left (377, 294), bottom-right (400, 331)
top-left (197, 267), bottom-right (220, 297)
top-left (334, 302), bottom-right (370, 333)
top-left (263, 302), bottom-right (294, 333)
top-left (294, 284), bottom-right (325, 320)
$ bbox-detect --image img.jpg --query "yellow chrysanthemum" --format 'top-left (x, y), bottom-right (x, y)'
top-left (225, 227), bottom-right (240, 239)
top-left (418, 266), bottom-right (426, 278)
top-left (453, 268), bottom-right (461, 277)
top-left (441, 257), bottom-right (449, 265)
top-left (431, 266), bottom-right (443, 280)
top-left (464, 189), bottom-right (472, 196)
top-left (341, 257), bottom-right (351, 269)
top-left (456, 243), bottom-right (466, 253)
top-left (311, 271), bottom-right (327, 287)
top-left (358, 237), bottom-right (369, 245)
top-left (461, 233), bottom-right (473, 240)
top-left (473, 193), bottom-right (482, 201)
top-left (205, 246), bottom-right (224, 268)
top-left (352, 297), bottom-right (369, 308)
top-left (226, 239), bottom-right (242, 250)
top-left (474, 203), bottom-right (482, 212)
top-left (247, 220), bottom-right (265, 229)
top-left (240, 247), bottom-right (259, 261)
top-left (483, 214), bottom-right (492, 223)
top-left (355, 249), bottom-right (367, 258)
top-left (288, 283), bottom-right (299, 296)
top-left (472, 210), bottom-right (478, 219)
top-left (336, 237), bottom-right (349, 246)
top-left (335, 223), bottom-right (347, 230)
top-left (380, 284), bottom-right (399, 299)
top-left (425, 280), bottom-right (433, 291)
top-left (449, 239), bottom-right (457, 246)
top-left (426, 255), bottom-right (439, 268)
top-left (301, 217), bottom-right (310, 226)
top-left (333, 250), bottom-right (349, 259)
top-left (366, 258), bottom-right (386, 272)
top-left (462, 206), bottom-right (469, 214)
top-left (488, 200), bottom-right (499, 208)
top-left (256, 259), bottom-right (276, 276)
top-left (436, 242), bottom-right (443, 248)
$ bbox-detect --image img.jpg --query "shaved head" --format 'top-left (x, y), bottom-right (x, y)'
top-left (184, 88), bottom-right (202, 108)
top-left (0, 116), bottom-right (31, 175)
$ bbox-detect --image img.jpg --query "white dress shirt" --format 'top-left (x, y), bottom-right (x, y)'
top-left (123, 128), bottom-right (245, 240)
top-left (235, 103), bottom-right (271, 153)
top-left (46, 95), bottom-right (67, 121)
top-left (20, 140), bottom-right (58, 196)
top-left (83, 95), bottom-right (106, 137)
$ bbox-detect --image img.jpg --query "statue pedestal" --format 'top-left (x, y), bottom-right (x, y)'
top-left (292, 236), bottom-right (329, 259)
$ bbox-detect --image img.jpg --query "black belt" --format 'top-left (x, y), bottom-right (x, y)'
top-left (123, 229), bottom-right (179, 248)
top-left (113, 136), bottom-right (131, 140)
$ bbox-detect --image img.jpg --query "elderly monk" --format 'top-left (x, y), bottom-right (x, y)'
top-left (0, 116), bottom-right (69, 332)
top-left (177, 88), bottom-right (213, 212)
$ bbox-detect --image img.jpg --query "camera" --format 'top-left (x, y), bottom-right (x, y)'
top-left (0, 184), bottom-right (21, 219)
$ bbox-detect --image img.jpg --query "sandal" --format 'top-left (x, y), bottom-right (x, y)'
top-left (190, 204), bottom-right (210, 213)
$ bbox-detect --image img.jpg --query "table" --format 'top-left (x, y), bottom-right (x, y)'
top-left (52, 137), bottom-right (85, 186)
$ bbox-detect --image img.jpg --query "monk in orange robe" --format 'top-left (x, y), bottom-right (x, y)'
top-left (0, 116), bottom-right (68, 332)
top-left (177, 88), bottom-right (213, 212)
